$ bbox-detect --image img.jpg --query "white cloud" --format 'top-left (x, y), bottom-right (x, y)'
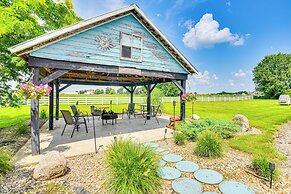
top-left (182, 13), bottom-right (248, 49)
top-left (191, 70), bottom-right (219, 85)
top-left (228, 79), bottom-right (235, 86)
top-left (156, 13), bottom-right (162, 17)
top-left (233, 69), bottom-right (246, 77)
top-left (183, 19), bottom-right (195, 30)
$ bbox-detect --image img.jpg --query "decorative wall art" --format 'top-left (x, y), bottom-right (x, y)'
top-left (95, 34), bottom-right (115, 51)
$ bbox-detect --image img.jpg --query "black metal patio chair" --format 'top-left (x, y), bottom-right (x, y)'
top-left (144, 105), bottom-right (160, 125)
top-left (60, 110), bottom-right (88, 138)
top-left (122, 103), bottom-right (135, 119)
top-left (90, 105), bottom-right (102, 120)
top-left (70, 105), bottom-right (89, 122)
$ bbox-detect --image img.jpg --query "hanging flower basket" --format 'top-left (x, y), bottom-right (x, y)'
top-left (181, 93), bottom-right (197, 103)
top-left (16, 82), bottom-right (52, 100)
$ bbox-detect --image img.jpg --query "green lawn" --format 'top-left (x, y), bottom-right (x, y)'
top-left (0, 99), bottom-right (290, 160)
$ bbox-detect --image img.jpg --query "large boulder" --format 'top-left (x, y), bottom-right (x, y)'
top-left (33, 151), bottom-right (68, 180)
top-left (232, 114), bottom-right (250, 132)
top-left (192, 114), bottom-right (200, 120)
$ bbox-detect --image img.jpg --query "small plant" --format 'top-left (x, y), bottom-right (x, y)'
top-left (0, 151), bottom-right (13, 176)
top-left (106, 138), bottom-right (161, 194)
top-left (14, 121), bottom-right (29, 136)
top-left (44, 183), bottom-right (71, 194)
top-left (40, 109), bottom-right (48, 119)
top-left (174, 132), bottom-right (187, 145)
top-left (252, 157), bottom-right (279, 180)
top-left (176, 119), bottom-right (240, 140)
top-left (195, 130), bottom-right (222, 158)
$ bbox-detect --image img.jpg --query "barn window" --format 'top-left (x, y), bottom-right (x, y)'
top-left (120, 32), bottom-right (142, 62)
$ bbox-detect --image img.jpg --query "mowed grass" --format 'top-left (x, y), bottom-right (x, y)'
top-left (0, 99), bottom-right (290, 160)
top-left (163, 99), bottom-right (290, 160)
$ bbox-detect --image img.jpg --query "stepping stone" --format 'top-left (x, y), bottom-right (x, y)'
top-left (219, 180), bottom-right (255, 194)
top-left (176, 161), bottom-right (199, 172)
top-left (162, 154), bottom-right (183, 163)
top-left (172, 178), bottom-right (203, 194)
top-left (157, 167), bottom-right (181, 180)
top-left (194, 169), bottom-right (223, 184)
top-left (155, 147), bottom-right (169, 155)
top-left (143, 142), bottom-right (159, 148)
top-left (159, 159), bottom-right (166, 167)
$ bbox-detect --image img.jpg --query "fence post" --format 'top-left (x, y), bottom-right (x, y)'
top-left (85, 97), bottom-right (88, 105)
top-left (67, 97), bottom-right (69, 105)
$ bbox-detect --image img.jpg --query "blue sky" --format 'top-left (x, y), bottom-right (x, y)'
top-left (70, 0), bottom-right (291, 93)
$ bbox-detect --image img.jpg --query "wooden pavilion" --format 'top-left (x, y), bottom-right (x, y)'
top-left (9, 4), bottom-right (198, 155)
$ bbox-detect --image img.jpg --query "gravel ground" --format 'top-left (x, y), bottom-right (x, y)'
top-left (1, 138), bottom-right (291, 193)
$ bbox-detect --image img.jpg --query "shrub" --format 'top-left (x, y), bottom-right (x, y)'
top-left (40, 109), bottom-right (48, 119)
top-left (252, 157), bottom-right (279, 179)
top-left (176, 119), bottom-right (240, 140)
top-left (195, 130), bottom-right (222, 158)
top-left (174, 132), bottom-right (187, 145)
top-left (106, 138), bottom-right (161, 194)
top-left (14, 121), bottom-right (29, 136)
top-left (0, 151), bottom-right (13, 176)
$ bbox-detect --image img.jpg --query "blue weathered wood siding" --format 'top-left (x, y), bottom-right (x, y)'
top-left (30, 14), bottom-right (188, 74)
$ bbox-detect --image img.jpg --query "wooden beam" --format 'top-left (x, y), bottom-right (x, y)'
top-left (172, 79), bottom-right (185, 93)
top-left (59, 84), bottom-right (71, 92)
top-left (31, 67), bottom-right (40, 155)
top-left (29, 57), bottom-right (188, 80)
top-left (55, 82), bottom-right (60, 120)
top-left (150, 83), bottom-right (157, 93)
top-left (146, 82), bottom-right (151, 120)
top-left (40, 69), bottom-right (69, 84)
top-left (48, 82), bottom-right (54, 130)
top-left (180, 80), bottom-right (186, 121)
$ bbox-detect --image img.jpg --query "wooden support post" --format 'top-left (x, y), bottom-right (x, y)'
top-left (130, 85), bottom-right (134, 105)
top-left (146, 83), bottom-right (151, 120)
top-left (49, 82), bottom-right (54, 130)
top-left (31, 67), bottom-right (40, 155)
top-left (180, 80), bottom-right (186, 121)
top-left (55, 82), bottom-right (60, 120)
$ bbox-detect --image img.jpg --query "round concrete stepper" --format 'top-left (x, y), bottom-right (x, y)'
top-left (219, 180), bottom-right (255, 194)
top-left (159, 159), bottom-right (166, 167)
top-left (157, 167), bottom-right (181, 180)
top-left (143, 142), bottom-right (159, 148)
top-left (172, 178), bottom-right (203, 194)
top-left (176, 161), bottom-right (200, 173)
top-left (194, 169), bottom-right (223, 184)
top-left (162, 154), bottom-right (183, 163)
top-left (155, 147), bottom-right (169, 155)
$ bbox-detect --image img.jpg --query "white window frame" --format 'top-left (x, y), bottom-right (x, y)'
top-left (120, 32), bottom-right (143, 62)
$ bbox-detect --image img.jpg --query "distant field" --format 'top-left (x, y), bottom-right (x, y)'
top-left (0, 99), bottom-right (290, 160)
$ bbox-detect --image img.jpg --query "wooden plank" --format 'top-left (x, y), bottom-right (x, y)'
top-left (49, 82), bottom-right (54, 130)
top-left (146, 82), bottom-right (151, 120)
top-left (59, 84), bottom-right (71, 92)
top-left (31, 67), bottom-right (40, 155)
top-left (41, 69), bottom-right (69, 84)
top-left (150, 83), bottom-right (157, 93)
top-left (29, 57), bottom-right (187, 80)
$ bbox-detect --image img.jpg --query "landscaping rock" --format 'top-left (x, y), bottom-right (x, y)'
top-left (232, 114), bottom-right (250, 131)
top-left (192, 114), bottom-right (200, 120)
top-left (33, 151), bottom-right (67, 180)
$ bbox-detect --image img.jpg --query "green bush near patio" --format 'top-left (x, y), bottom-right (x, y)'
top-left (40, 109), bottom-right (48, 119)
top-left (173, 132), bottom-right (187, 145)
top-left (195, 130), bottom-right (222, 158)
top-left (14, 121), bottom-right (29, 136)
top-left (0, 151), bottom-right (13, 176)
top-left (105, 138), bottom-right (161, 194)
top-left (176, 119), bottom-right (240, 140)
top-left (252, 157), bottom-right (279, 180)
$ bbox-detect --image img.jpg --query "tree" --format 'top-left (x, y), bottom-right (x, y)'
top-left (117, 87), bottom-right (124, 94)
top-left (253, 53), bottom-right (291, 99)
top-left (94, 88), bottom-right (103, 94)
top-left (105, 87), bottom-right (115, 94)
top-left (134, 87), bottom-right (146, 95)
top-left (156, 82), bottom-right (180, 97)
top-left (0, 0), bottom-right (81, 106)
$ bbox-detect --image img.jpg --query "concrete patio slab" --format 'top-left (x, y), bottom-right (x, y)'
top-left (13, 115), bottom-right (172, 166)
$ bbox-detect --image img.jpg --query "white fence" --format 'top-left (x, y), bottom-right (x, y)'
top-left (25, 95), bottom-right (253, 105)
